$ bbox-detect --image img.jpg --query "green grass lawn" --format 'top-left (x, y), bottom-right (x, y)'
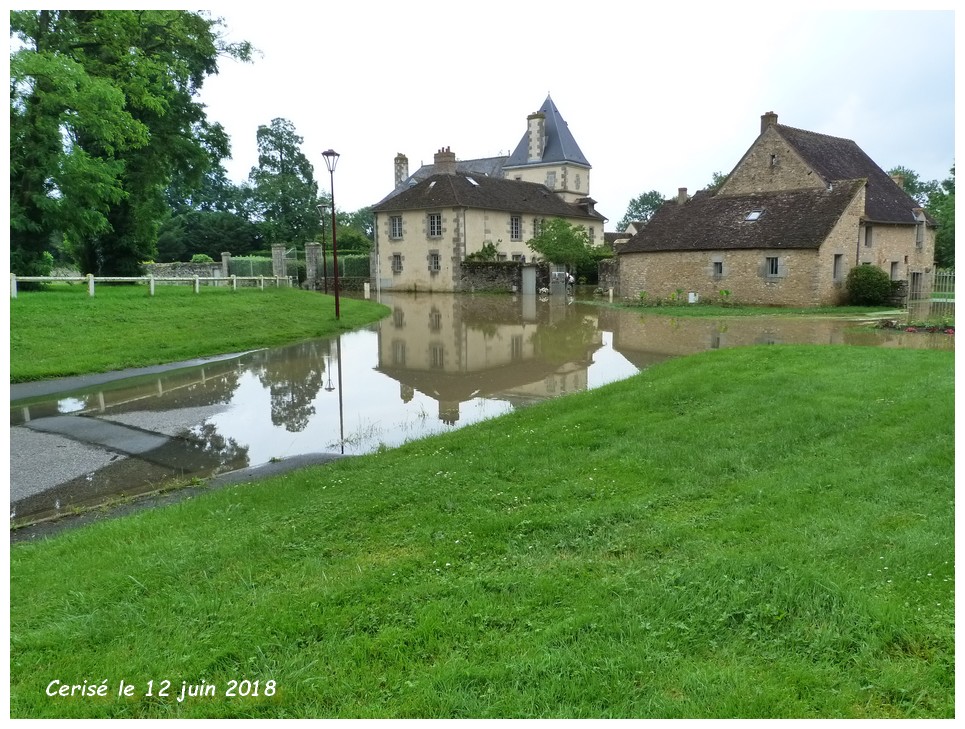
top-left (9, 345), bottom-right (954, 718)
top-left (9, 284), bottom-right (389, 382)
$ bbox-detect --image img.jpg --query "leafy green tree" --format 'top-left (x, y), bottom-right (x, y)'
top-left (248, 118), bottom-right (320, 246)
top-left (927, 165), bottom-right (955, 268)
top-left (334, 228), bottom-right (372, 255)
top-left (888, 165), bottom-right (939, 206)
top-left (9, 10), bottom-right (253, 276)
top-left (526, 218), bottom-right (592, 270)
top-left (345, 207), bottom-right (374, 239)
top-left (155, 210), bottom-right (262, 262)
top-left (705, 171), bottom-right (728, 193)
top-left (616, 190), bottom-right (666, 232)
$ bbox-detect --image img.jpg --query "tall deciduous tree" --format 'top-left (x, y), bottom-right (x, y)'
top-left (888, 165), bottom-right (938, 207)
top-left (616, 190), bottom-right (667, 232)
top-left (526, 218), bottom-right (592, 270)
top-left (248, 118), bottom-right (320, 247)
top-left (927, 165), bottom-right (955, 268)
top-left (9, 10), bottom-right (252, 276)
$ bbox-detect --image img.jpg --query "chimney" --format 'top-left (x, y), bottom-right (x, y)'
top-left (394, 153), bottom-right (409, 188)
top-left (677, 187), bottom-right (688, 205)
top-left (433, 146), bottom-right (457, 174)
top-left (761, 111), bottom-right (778, 134)
top-left (527, 112), bottom-right (546, 162)
top-left (891, 173), bottom-right (906, 190)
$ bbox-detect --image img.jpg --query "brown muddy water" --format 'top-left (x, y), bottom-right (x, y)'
top-left (9, 292), bottom-right (952, 529)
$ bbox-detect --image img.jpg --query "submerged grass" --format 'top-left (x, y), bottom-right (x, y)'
top-left (9, 284), bottom-right (389, 382)
top-left (9, 345), bottom-right (954, 718)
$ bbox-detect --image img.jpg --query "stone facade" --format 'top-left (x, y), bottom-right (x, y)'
top-left (144, 261), bottom-right (222, 279)
top-left (616, 111), bottom-right (937, 306)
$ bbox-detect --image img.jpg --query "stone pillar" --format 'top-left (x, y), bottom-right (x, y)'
top-left (271, 244), bottom-right (287, 279)
top-left (221, 252), bottom-right (231, 277)
top-left (305, 242), bottom-right (321, 290)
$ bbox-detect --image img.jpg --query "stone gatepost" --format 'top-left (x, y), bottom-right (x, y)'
top-left (271, 244), bottom-right (287, 279)
top-left (305, 242), bottom-right (321, 290)
top-left (221, 251), bottom-right (231, 278)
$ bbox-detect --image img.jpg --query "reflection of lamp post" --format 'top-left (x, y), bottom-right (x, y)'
top-left (315, 204), bottom-right (329, 294)
top-left (322, 149), bottom-right (341, 319)
top-left (324, 353), bottom-right (334, 392)
top-left (336, 335), bottom-right (344, 455)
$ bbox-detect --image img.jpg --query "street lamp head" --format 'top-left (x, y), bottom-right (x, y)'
top-left (322, 149), bottom-right (340, 173)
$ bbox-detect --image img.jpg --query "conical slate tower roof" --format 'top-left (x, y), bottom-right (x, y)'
top-left (505, 95), bottom-right (590, 168)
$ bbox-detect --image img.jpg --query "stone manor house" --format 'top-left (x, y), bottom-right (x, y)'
top-left (370, 95), bottom-right (606, 292)
top-left (367, 101), bottom-right (935, 305)
top-left (615, 111), bottom-right (937, 306)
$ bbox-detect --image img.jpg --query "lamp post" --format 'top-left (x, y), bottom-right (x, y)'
top-left (315, 204), bottom-right (328, 294)
top-left (322, 148), bottom-right (341, 319)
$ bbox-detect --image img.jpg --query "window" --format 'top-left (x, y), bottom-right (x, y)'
top-left (497, 253), bottom-right (508, 261)
top-left (765, 256), bottom-right (780, 277)
top-left (915, 220), bottom-right (924, 248)
top-left (533, 218), bottom-right (544, 237)
top-left (511, 335), bottom-right (523, 361)
top-left (428, 213), bottom-right (442, 238)
top-left (864, 225), bottom-right (873, 247)
top-left (575, 174), bottom-right (581, 190)
top-left (429, 252), bottom-right (441, 273)
top-left (429, 343), bottom-right (444, 369)
top-left (389, 216), bottom-right (403, 239)
top-left (391, 253), bottom-right (403, 274)
top-left (545, 171), bottom-right (556, 188)
top-left (393, 307), bottom-right (405, 327)
top-left (511, 254), bottom-right (522, 262)
top-left (833, 254), bottom-right (843, 281)
top-left (429, 308), bottom-right (441, 332)
top-left (746, 209), bottom-right (764, 222)
top-left (392, 340), bottom-right (406, 365)
top-left (890, 261), bottom-right (899, 280)
top-left (510, 215), bottom-right (522, 241)
top-left (713, 261), bottom-right (724, 279)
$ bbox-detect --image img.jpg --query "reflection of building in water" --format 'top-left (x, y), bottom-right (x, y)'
top-left (376, 294), bottom-right (602, 423)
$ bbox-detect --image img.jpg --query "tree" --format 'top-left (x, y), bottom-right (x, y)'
top-left (247, 118), bottom-right (320, 246)
top-left (705, 171), bottom-right (728, 193)
top-left (526, 218), bottom-right (592, 270)
top-left (888, 165), bottom-right (938, 206)
top-left (9, 10), bottom-right (253, 276)
top-left (155, 210), bottom-right (262, 262)
top-left (927, 165), bottom-right (955, 268)
top-left (616, 190), bottom-right (666, 232)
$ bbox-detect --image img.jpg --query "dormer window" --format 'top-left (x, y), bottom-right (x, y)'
top-left (745, 209), bottom-right (764, 222)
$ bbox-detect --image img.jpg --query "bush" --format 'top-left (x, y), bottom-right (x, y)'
top-left (190, 253), bottom-right (215, 263)
top-left (846, 265), bottom-right (892, 305)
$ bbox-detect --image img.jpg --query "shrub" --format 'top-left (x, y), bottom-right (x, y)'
top-left (846, 265), bottom-right (892, 305)
top-left (190, 253), bottom-right (215, 263)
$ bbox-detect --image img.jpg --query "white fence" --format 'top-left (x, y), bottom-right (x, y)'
top-left (10, 273), bottom-right (293, 298)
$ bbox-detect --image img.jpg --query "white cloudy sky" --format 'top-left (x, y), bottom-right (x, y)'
top-left (197, 2), bottom-right (956, 228)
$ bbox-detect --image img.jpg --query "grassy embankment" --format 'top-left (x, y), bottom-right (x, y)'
top-left (9, 284), bottom-right (389, 383)
top-left (10, 344), bottom-right (954, 718)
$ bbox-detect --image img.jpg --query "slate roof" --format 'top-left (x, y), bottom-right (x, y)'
top-left (374, 156), bottom-right (509, 206)
top-left (504, 95), bottom-right (591, 169)
top-left (619, 180), bottom-right (866, 254)
top-left (371, 173), bottom-right (605, 222)
top-left (774, 124), bottom-right (932, 224)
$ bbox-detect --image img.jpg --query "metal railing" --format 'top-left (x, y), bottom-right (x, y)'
top-left (10, 273), bottom-right (293, 298)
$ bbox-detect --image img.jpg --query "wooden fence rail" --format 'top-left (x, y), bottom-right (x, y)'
top-left (10, 273), bottom-right (293, 298)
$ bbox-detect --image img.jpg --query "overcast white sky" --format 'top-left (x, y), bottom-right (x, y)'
top-left (197, 3), bottom-right (956, 229)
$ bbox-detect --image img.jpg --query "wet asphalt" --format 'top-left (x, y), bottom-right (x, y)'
top-left (10, 353), bottom-right (347, 543)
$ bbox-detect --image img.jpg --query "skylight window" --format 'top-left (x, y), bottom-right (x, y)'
top-left (466, 176), bottom-right (479, 186)
top-left (745, 209), bottom-right (764, 222)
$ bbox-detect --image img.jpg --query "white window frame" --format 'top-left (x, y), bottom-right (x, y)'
top-left (510, 215), bottom-right (521, 241)
top-left (428, 213), bottom-right (443, 238)
top-left (389, 216), bottom-right (403, 239)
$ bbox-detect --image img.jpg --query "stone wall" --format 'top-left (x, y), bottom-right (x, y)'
top-left (144, 262), bottom-right (222, 278)
top-left (598, 257), bottom-right (619, 294)
top-left (455, 262), bottom-right (552, 293)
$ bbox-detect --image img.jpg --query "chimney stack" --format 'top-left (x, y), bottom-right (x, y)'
top-left (891, 173), bottom-right (906, 190)
top-left (434, 146), bottom-right (457, 174)
top-left (394, 153), bottom-right (409, 188)
top-left (677, 187), bottom-right (688, 205)
top-left (527, 112), bottom-right (546, 162)
top-left (761, 111), bottom-right (778, 134)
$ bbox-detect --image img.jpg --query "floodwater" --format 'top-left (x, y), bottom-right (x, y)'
top-left (9, 292), bottom-right (953, 526)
